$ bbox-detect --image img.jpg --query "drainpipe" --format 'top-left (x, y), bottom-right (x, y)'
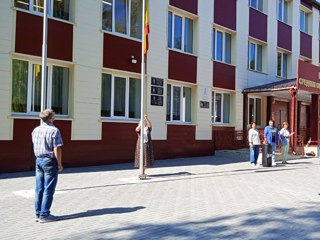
top-left (289, 88), bottom-right (297, 153)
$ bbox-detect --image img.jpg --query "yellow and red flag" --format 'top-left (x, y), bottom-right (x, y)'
top-left (144, 0), bottom-right (149, 55)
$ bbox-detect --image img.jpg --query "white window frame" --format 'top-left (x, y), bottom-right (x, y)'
top-left (212, 91), bottom-right (231, 124)
top-left (167, 84), bottom-right (192, 123)
top-left (248, 41), bottom-right (263, 72)
top-left (300, 10), bottom-right (309, 34)
top-left (12, 59), bottom-right (70, 117)
top-left (277, 0), bottom-right (289, 24)
top-left (168, 11), bottom-right (194, 54)
top-left (14, 0), bottom-right (69, 20)
top-left (248, 97), bottom-right (262, 126)
top-left (102, 0), bottom-right (142, 40)
top-left (212, 28), bottom-right (232, 64)
top-left (249, 0), bottom-right (263, 12)
top-left (277, 51), bottom-right (288, 78)
top-left (101, 73), bottom-right (141, 119)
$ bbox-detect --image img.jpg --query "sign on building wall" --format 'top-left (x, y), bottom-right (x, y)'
top-left (200, 87), bottom-right (210, 109)
top-left (150, 77), bottom-right (164, 106)
top-left (297, 60), bottom-right (320, 94)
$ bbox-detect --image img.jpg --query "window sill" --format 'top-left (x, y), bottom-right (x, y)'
top-left (13, 8), bottom-right (73, 25)
top-left (102, 31), bottom-right (142, 43)
top-left (10, 114), bottom-right (72, 121)
top-left (299, 30), bottom-right (312, 37)
top-left (211, 123), bottom-right (234, 127)
top-left (212, 60), bottom-right (235, 67)
top-left (247, 68), bottom-right (268, 75)
top-left (249, 6), bottom-right (266, 16)
top-left (168, 48), bottom-right (197, 58)
top-left (100, 118), bottom-right (139, 124)
top-left (166, 121), bottom-right (196, 126)
top-left (277, 20), bottom-right (292, 28)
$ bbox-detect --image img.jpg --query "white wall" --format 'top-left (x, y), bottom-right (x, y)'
top-left (0, 1), bottom-right (14, 140)
top-left (312, 6), bottom-right (320, 65)
top-left (71, 0), bottom-right (102, 140)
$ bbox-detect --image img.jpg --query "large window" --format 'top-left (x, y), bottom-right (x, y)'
top-left (248, 42), bottom-right (263, 72)
top-left (14, 0), bottom-right (70, 20)
top-left (12, 59), bottom-right (69, 115)
top-left (212, 92), bottom-right (230, 124)
top-left (277, 52), bottom-right (288, 78)
top-left (300, 10), bottom-right (309, 33)
top-left (250, 0), bottom-right (263, 12)
top-left (248, 97), bottom-right (261, 125)
top-left (166, 84), bottom-right (192, 122)
top-left (168, 11), bottom-right (194, 54)
top-left (102, 0), bottom-right (142, 39)
top-left (101, 73), bottom-right (141, 119)
top-left (277, 0), bottom-right (288, 24)
top-left (212, 29), bottom-right (232, 64)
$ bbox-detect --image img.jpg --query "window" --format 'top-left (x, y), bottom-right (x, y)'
top-left (168, 11), bottom-right (194, 54)
top-left (102, 0), bottom-right (142, 39)
top-left (277, 0), bottom-right (288, 23)
top-left (248, 97), bottom-right (261, 125)
top-left (212, 29), bottom-right (232, 64)
top-left (248, 42), bottom-right (262, 72)
top-left (166, 84), bottom-right (192, 122)
top-left (12, 59), bottom-right (69, 115)
top-left (250, 0), bottom-right (263, 12)
top-left (212, 92), bottom-right (230, 124)
top-left (101, 73), bottom-right (141, 118)
top-left (14, 0), bottom-right (70, 20)
top-left (277, 52), bottom-right (288, 78)
top-left (300, 10), bottom-right (308, 33)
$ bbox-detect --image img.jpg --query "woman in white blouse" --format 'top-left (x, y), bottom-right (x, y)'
top-left (248, 122), bottom-right (261, 166)
top-left (279, 121), bottom-right (294, 164)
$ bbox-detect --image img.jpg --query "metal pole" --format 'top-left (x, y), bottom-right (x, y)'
top-left (139, 0), bottom-right (146, 179)
top-left (40, 0), bottom-right (48, 114)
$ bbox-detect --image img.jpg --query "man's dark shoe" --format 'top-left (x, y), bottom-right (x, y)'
top-left (39, 214), bottom-right (61, 223)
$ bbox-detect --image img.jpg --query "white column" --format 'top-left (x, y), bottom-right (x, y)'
top-left (0, 1), bottom-right (14, 140)
top-left (196, 0), bottom-right (213, 140)
top-left (312, 6), bottom-right (319, 65)
top-left (146, 0), bottom-right (169, 140)
top-left (267, 0), bottom-right (278, 81)
top-left (291, 0), bottom-right (301, 75)
top-left (72, 0), bottom-right (103, 140)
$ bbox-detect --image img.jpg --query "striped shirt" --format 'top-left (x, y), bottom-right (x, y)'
top-left (32, 122), bottom-right (63, 158)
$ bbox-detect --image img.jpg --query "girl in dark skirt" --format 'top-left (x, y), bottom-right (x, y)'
top-left (134, 114), bottom-right (154, 178)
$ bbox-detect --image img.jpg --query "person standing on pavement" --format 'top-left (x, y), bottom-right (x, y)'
top-left (248, 122), bottom-right (260, 166)
top-left (134, 114), bottom-right (154, 178)
top-left (264, 119), bottom-right (279, 166)
top-left (32, 109), bottom-right (63, 223)
top-left (279, 121), bottom-right (294, 164)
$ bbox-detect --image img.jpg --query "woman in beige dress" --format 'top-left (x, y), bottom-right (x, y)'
top-left (134, 114), bottom-right (155, 177)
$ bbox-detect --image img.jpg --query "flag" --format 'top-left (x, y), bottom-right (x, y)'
top-left (144, 0), bottom-right (149, 54)
top-left (35, 64), bottom-right (41, 81)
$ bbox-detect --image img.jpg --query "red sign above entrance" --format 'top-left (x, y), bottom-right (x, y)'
top-left (297, 60), bottom-right (320, 94)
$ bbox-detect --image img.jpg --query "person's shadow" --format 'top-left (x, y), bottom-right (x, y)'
top-left (60, 206), bottom-right (145, 221)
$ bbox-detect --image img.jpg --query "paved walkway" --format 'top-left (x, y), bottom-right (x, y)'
top-left (1, 151), bottom-right (320, 240)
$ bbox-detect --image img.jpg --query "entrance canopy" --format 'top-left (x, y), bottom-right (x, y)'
top-left (242, 78), bottom-right (311, 102)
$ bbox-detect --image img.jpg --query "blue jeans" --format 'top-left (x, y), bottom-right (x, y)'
top-left (271, 142), bottom-right (277, 161)
top-left (35, 158), bottom-right (58, 218)
top-left (250, 145), bottom-right (260, 164)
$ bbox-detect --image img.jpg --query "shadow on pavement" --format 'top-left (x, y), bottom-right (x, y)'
top-left (61, 206), bottom-right (145, 221)
top-left (65, 203), bottom-right (320, 239)
top-left (57, 166), bottom-right (309, 192)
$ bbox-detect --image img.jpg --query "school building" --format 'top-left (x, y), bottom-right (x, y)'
top-left (1, 0), bottom-right (320, 172)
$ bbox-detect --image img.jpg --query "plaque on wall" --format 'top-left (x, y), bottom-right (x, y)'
top-left (151, 77), bottom-right (164, 86)
top-left (151, 95), bottom-right (163, 106)
top-left (200, 101), bottom-right (209, 109)
top-left (151, 86), bottom-right (164, 95)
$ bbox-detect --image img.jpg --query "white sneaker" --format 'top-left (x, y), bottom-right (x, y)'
top-left (272, 162), bottom-right (276, 166)
top-left (251, 163), bottom-right (256, 167)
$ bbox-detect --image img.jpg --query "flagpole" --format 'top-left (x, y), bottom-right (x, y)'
top-left (139, 0), bottom-right (146, 179)
top-left (40, 0), bottom-right (48, 114)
